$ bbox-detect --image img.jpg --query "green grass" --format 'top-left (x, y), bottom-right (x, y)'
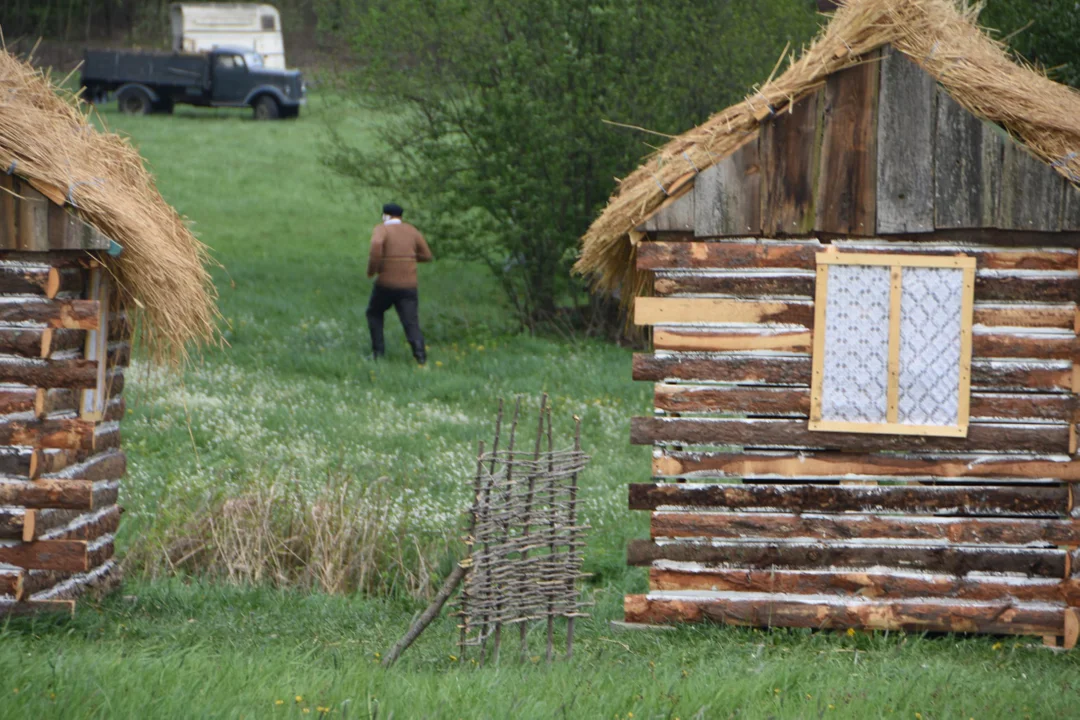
top-left (0, 95), bottom-right (1078, 719)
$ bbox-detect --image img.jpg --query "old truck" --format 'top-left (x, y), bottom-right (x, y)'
top-left (80, 47), bottom-right (304, 119)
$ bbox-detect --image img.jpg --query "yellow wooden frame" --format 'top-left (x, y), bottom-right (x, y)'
top-left (809, 252), bottom-right (976, 437)
top-left (80, 267), bottom-right (109, 422)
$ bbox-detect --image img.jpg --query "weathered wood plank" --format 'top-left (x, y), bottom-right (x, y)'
top-left (0, 539), bottom-right (87, 572)
top-left (16, 183), bottom-right (50, 252)
top-left (0, 298), bottom-right (98, 329)
top-left (935, 91), bottom-right (984, 229)
top-left (631, 417), bottom-right (1069, 453)
top-left (973, 304), bottom-right (1075, 329)
top-left (653, 385), bottom-right (1074, 422)
top-left (0, 357), bottom-right (98, 389)
top-left (0, 175), bottom-right (17, 249)
top-left (816, 55), bottom-right (879, 235)
top-left (1063, 183), bottom-right (1080, 231)
top-left (635, 297), bottom-right (813, 326)
top-left (761, 90), bottom-right (823, 235)
top-left (694, 138), bottom-right (761, 237)
top-left (0, 479), bottom-right (94, 510)
top-left (628, 482), bottom-right (1067, 515)
top-left (634, 354), bottom-right (1072, 392)
top-left (650, 512), bottom-right (1080, 545)
top-left (644, 188), bottom-right (695, 233)
top-left (877, 49), bottom-right (936, 234)
top-left (653, 450), bottom-right (1080, 481)
top-left (627, 539), bottom-right (1066, 576)
top-left (637, 241), bottom-right (1077, 272)
top-left (648, 566), bottom-right (1080, 604)
top-left (624, 593), bottom-right (1071, 636)
top-left (998, 140), bottom-right (1065, 231)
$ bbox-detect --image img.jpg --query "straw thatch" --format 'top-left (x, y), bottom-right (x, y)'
top-left (0, 48), bottom-right (217, 364)
top-left (576, 0), bottom-right (1080, 297)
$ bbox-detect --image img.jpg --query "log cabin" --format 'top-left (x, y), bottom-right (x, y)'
top-left (578, 0), bottom-right (1080, 646)
top-left (0, 50), bottom-right (216, 614)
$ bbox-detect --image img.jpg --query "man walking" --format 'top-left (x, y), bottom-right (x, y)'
top-left (366, 203), bottom-right (433, 365)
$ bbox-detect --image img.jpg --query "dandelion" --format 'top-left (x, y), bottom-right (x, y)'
top-left (296, 696), bottom-right (303, 703)
top-left (275, 700), bottom-right (284, 706)
top-left (846, 628), bottom-right (856, 637)
top-left (317, 707), bottom-right (330, 713)
top-left (829, 705), bottom-right (836, 711)
top-left (449, 655), bottom-right (457, 661)
top-left (436, 360), bottom-right (443, 367)
top-left (915, 714), bottom-right (922, 719)
top-left (806, 694), bottom-right (813, 700)
top-left (774, 688), bottom-right (781, 695)
top-left (303, 709), bottom-right (311, 715)
top-left (477, 345), bottom-right (484, 351)
top-left (992, 642), bottom-right (1003, 651)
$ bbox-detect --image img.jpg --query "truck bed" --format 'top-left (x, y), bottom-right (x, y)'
top-left (82, 50), bottom-right (209, 87)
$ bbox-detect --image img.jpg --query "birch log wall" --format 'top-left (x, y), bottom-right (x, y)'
top-left (626, 47), bottom-right (1080, 646)
top-left (0, 173), bottom-right (128, 615)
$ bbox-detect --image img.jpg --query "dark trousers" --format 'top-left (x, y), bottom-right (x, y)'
top-left (366, 284), bottom-right (426, 362)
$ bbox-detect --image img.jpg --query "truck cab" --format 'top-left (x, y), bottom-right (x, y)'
top-left (208, 47), bottom-right (304, 118)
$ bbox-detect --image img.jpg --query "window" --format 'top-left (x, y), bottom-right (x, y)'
top-left (214, 54), bottom-right (244, 70)
top-left (809, 252), bottom-right (975, 437)
top-left (80, 267), bottom-right (110, 422)
top-left (261, 14), bottom-right (276, 30)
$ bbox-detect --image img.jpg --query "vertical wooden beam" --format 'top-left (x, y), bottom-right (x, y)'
top-left (694, 136), bottom-right (761, 237)
top-left (809, 260), bottom-right (829, 424)
top-left (957, 262), bottom-right (975, 434)
top-left (878, 47), bottom-right (936, 234)
top-left (1061, 182), bottom-right (1080, 232)
top-left (761, 89), bottom-right (824, 235)
top-left (816, 54), bottom-right (880, 236)
top-left (980, 123), bottom-right (1006, 228)
top-left (886, 265), bottom-right (902, 423)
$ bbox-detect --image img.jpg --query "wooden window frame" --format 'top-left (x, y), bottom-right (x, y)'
top-left (809, 252), bottom-right (976, 437)
top-left (80, 266), bottom-right (109, 422)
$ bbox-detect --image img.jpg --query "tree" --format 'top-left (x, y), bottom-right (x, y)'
top-left (320, 0), bottom-right (821, 332)
top-left (980, 0), bottom-right (1080, 88)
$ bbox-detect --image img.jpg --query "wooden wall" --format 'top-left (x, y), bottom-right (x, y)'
top-left (629, 236), bottom-right (1080, 644)
top-left (643, 47), bottom-right (1080, 240)
top-left (0, 187), bottom-right (127, 615)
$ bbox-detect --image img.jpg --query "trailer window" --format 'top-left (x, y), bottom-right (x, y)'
top-left (261, 15), bottom-right (276, 31)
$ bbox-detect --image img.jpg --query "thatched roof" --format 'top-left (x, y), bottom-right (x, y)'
top-left (0, 49), bottom-right (217, 364)
top-left (575, 0), bottom-right (1080, 297)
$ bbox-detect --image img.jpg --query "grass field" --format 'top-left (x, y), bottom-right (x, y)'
top-left (0, 95), bottom-right (1078, 719)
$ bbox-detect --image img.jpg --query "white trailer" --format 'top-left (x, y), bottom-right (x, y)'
top-left (169, 3), bottom-right (287, 70)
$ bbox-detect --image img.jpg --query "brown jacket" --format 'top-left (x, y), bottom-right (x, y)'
top-left (366, 221), bottom-right (433, 289)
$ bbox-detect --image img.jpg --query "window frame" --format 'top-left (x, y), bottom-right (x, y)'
top-left (808, 251), bottom-right (976, 438)
top-left (80, 266), bottom-right (110, 422)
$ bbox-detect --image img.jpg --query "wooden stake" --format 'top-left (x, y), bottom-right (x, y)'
top-left (566, 415), bottom-right (582, 661)
top-left (479, 399), bottom-right (503, 666)
top-left (462, 440), bottom-right (485, 663)
top-left (519, 393), bottom-right (547, 663)
top-left (492, 397), bottom-right (522, 666)
top-left (382, 563), bottom-right (466, 668)
top-left (545, 404), bottom-right (556, 664)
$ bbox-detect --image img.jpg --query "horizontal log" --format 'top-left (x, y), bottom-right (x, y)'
top-left (25, 559), bottom-right (121, 601)
top-left (0, 412), bottom-right (95, 451)
top-left (624, 593), bottom-right (1073, 637)
top-left (92, 422), bottom-right (121, 453)
top-left (635, 298), bottom-right (813, 326)
top-left (653, 451), bottom-right (1080, 481)
top-left (0, 357), bottom-right (98, 388)
top-left (628, 483), bottom-right (1068, 515)
top-left (652, 328), bottom-right (1077, 361)
top-left (0, 478), bottom-right (93, 510)
top-left (652, 272), bottom-right (1080, 303)
top-left (0, 328), bottom-right (86, 359)
top-left (631, 417), bottom-right (1070, 454)
top-left (0, 508), bottom-right (27, 539)
top-left (627, 539), bottom-right (1066, 576)
top-left (634, 354), bottom-right (1072, 391)
top-left (648, 565), bottom-right (1080, 604)
top-left (0, 298), bottom-right (98, 329)
top-left (637, 297), bottom-right (1075, 330)
top-left (0, 251), bottom-right (92, 267)
top-left (650, 511), bottom-right (1080, 545)
top-left (107, 342), bottom-right (131, 369)
top-left (653, 385), bottom-right (1075, 422)
top-left (87, 537), bottom-right (115, 569)
top-left (43, 449), bottom-right (126, 482)
top-left (38, 506), bottom-right (120, 542)
top-left (636, 241), bottom-right (1078, 272)
top-left (0, 539), bottom-right (87, 572)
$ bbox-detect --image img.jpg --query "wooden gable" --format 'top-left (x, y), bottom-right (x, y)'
top-left (639, 45), bottom-right (1080, 238)
top-left (0, 174), bottom-right (113, 252)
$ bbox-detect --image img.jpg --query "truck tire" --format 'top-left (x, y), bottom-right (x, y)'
top-left (253, 95), bottom-right (281, 121)
top-left (117, 87), bottom-right (152, 116)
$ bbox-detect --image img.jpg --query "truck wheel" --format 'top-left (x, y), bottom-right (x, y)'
top-left (117, 87), bottom-right (152, 116)
top-left (253, 96), bottom-right (281, 120)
